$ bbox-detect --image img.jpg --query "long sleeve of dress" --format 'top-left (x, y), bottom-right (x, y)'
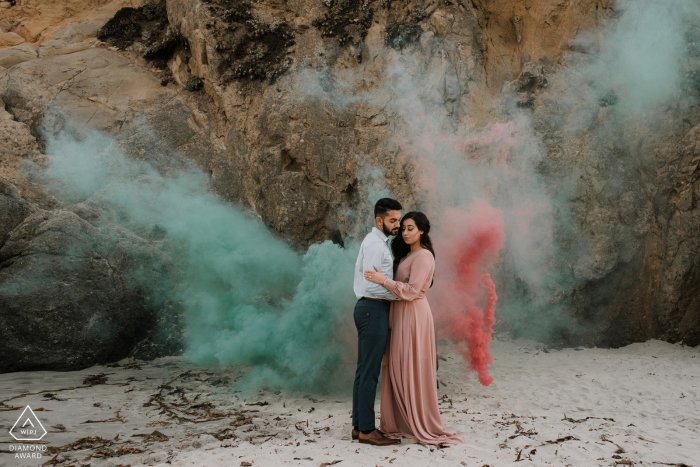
top-left (383, 250), bottom-right (433, 301)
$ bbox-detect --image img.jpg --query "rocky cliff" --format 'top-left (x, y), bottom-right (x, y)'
top-left (1, 0), bottom-right (699, 372)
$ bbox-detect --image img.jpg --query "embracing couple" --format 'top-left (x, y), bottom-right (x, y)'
top-left (351, 198), bottom-right (464, 446)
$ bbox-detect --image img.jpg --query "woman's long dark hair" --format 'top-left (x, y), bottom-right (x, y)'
top-left (390, 212), bottom-right (435, 286)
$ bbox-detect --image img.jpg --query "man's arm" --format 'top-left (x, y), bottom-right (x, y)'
top-left (362, 241), bottom-right (398, 300)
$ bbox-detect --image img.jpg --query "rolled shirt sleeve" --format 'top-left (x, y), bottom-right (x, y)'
top-left (361, 241), bottom-right (398, 301)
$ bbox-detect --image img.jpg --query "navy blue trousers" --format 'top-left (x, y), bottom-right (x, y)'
top-left (351, 298), bottom-right (390, 432)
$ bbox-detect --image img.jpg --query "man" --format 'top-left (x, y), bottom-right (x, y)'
top-left (351, 198), bottom-right (406, 446)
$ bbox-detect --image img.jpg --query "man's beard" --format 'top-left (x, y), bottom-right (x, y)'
top-left (382, 223), bottom-right (398, 237)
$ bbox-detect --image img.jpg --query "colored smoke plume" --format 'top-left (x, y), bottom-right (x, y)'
top-left (431, 202), bottom-right (505, 386)
top-left (295, 52), bottom-right (551, 382)
top-left (38, 125), bottom-right (360, 391)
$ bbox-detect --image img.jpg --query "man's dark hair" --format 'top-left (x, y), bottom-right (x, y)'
top-left (374, 198), bottom-right (402, 218)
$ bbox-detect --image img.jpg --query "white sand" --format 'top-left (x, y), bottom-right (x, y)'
top-left (1, 339), bottom-right (698, 467)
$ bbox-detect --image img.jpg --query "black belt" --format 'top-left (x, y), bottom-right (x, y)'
top-left (361, 296), bottom-right (390, 304)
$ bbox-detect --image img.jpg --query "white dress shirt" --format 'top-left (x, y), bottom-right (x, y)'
top-left (353, 227), bottom-right (399, 301)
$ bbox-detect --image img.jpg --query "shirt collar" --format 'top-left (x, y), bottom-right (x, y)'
top-left (372, 226), bottom-right (389, 243)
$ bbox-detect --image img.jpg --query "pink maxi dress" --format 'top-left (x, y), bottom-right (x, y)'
top-left (380, 248), bottom-right (464, 445)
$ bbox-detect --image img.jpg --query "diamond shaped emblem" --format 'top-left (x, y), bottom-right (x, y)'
top-left (9, 406), bottom-right (47, 441)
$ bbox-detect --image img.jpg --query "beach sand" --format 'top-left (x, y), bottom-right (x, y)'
top-left (1, 339), bottom-right (698, 467)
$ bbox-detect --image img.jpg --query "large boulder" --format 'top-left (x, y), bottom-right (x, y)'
top-left (0, 199), bottom-right (181, 372)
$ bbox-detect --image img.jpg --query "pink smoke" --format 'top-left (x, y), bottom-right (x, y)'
top-left (394, 120), bottom-right (527, 385)
top-left (431, 201), bottom-right (505, 386)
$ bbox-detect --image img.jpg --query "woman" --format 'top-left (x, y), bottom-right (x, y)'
top-left (364, 212), bottom-right (464, 445)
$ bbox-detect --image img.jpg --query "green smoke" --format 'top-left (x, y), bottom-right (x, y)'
top-left (41, 126), bottom-right (358, 391)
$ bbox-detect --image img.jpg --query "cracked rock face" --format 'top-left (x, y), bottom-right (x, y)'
top-left (0, 0), bottom-right (699, 372)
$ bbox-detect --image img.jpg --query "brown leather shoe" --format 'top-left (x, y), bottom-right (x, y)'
top-left (353, 428), bottom-right (386, 440)
top-left (358, 429), bottom-right (400, 446)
